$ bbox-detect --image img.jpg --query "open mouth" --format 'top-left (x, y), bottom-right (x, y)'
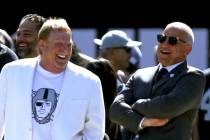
top-left (17, 43), bottom-right (28, 50)
top-left (160, 50), bottom-right (171, 55)
top-left (56, 54), bottom-right (69, 63)
top-left (57, 54), bottom-right (66, 59)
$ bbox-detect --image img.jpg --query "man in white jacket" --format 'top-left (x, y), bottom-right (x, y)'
top-left (0, 18), bottom-right (105, 140)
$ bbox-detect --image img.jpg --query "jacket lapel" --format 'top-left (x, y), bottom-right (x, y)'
top-left (144, 66), bottom-right (159, 98)
top-left (53, 62), bottom-right (73, 118)
top-left (152, 61), bottom-right (188, 96)
top-left (153, 72), bottom-right (170, 89)
top-left (170, 61), bottom-right (188, 75)
top-left (20, 58), bottom-right (39, 140)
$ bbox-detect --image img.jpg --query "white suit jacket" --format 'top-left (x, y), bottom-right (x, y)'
top-left (0, 57), bottom-right (105, 140)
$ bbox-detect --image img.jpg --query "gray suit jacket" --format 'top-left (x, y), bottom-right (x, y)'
top-left (109, 61), bottom-right (205, 140)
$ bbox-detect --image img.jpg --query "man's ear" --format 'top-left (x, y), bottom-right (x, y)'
top-left (38, 40), bottom-right (45, 54)
top-left (185, 46), bottom-right (192, 55)
top-left (38, 40), bottom-right (45, 47)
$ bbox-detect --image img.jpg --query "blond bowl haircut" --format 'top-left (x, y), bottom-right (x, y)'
top-left (164, 22), bottom-right (194, 46)
top-left (38, 18), bottom-right (72, 41)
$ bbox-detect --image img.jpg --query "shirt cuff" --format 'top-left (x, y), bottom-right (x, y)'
top-left (139, 117), bottom-right (145, 131)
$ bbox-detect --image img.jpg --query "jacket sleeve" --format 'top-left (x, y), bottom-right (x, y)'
top-left (132, 71), bottom-right (205, 118)
top-left (83, 78), bottom-right (106, 140)
top-left (0, 65), bottom-right (8, 138)
top-left (109, 76), bottom-right (144, 134)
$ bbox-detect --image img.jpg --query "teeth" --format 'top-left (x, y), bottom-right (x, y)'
top-left (162, 50), bottom-right (170, 53)
top-left (57, 54), bottom-right (66, 58)
top-left (18, 43), bottom-right (27, 47)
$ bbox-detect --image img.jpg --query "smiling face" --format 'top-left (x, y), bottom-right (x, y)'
top-left (39, 30), bottom-right (72, 73)
top-left (16, 20), bottom-right (39, 58)
top-left (156, 26), bottom-right (192, 67)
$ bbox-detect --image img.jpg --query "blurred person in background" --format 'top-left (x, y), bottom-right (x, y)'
top-left (70, 42), bottom-right (96, 67)
top-left (0, 43), bottom-right (18, 72)
top-left (0, 29), bottom-right (15, 51)
top-left (15, 14), bottom-right (46, 58)
top-left (197, 67), bottom-right (210, 140)
top-left (0, 28), bottom-right (18, 72)
top-left (124, 46), bottom-right (142, 82)
top-left (86, 58), bottom-right (118, 140)
top-left (94, 30), bottom-right (142, 92)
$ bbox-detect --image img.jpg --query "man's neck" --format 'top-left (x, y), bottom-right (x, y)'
top-left (24, 52), bottom-right (38, 58)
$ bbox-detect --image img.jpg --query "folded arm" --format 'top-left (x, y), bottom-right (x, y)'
top-left (132, 72), bottom-right (205, 118)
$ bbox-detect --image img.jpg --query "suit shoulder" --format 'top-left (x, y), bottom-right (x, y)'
top-left (134, 66), bottom-right (157, 75)
top-left (188, 66), bottom-right (204, 75)
top-left (4, 58), bottom-right (36, 67)
top-left (130, 66), bottom-right (157, 82)
top-left (186, 66), bottom-right (205, 82)
top-left (1, 58), bottom-right (38, 75)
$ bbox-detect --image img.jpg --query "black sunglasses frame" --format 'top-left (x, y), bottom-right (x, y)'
top-left (157, 34), bottom-right (187, 45)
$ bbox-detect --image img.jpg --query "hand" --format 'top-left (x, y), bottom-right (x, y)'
top-left (132, 99), bottom-right (151, 108)
top-left (142, 117), bottom-right (169, 128)
top-left (135, 99), bottom-right (151, 104)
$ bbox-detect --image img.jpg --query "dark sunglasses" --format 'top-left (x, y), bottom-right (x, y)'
top-left (157, 34), bottom-right (187, 45)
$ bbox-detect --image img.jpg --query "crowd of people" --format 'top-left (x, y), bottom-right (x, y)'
top-left (0, 14), bottom-right (208, 140)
